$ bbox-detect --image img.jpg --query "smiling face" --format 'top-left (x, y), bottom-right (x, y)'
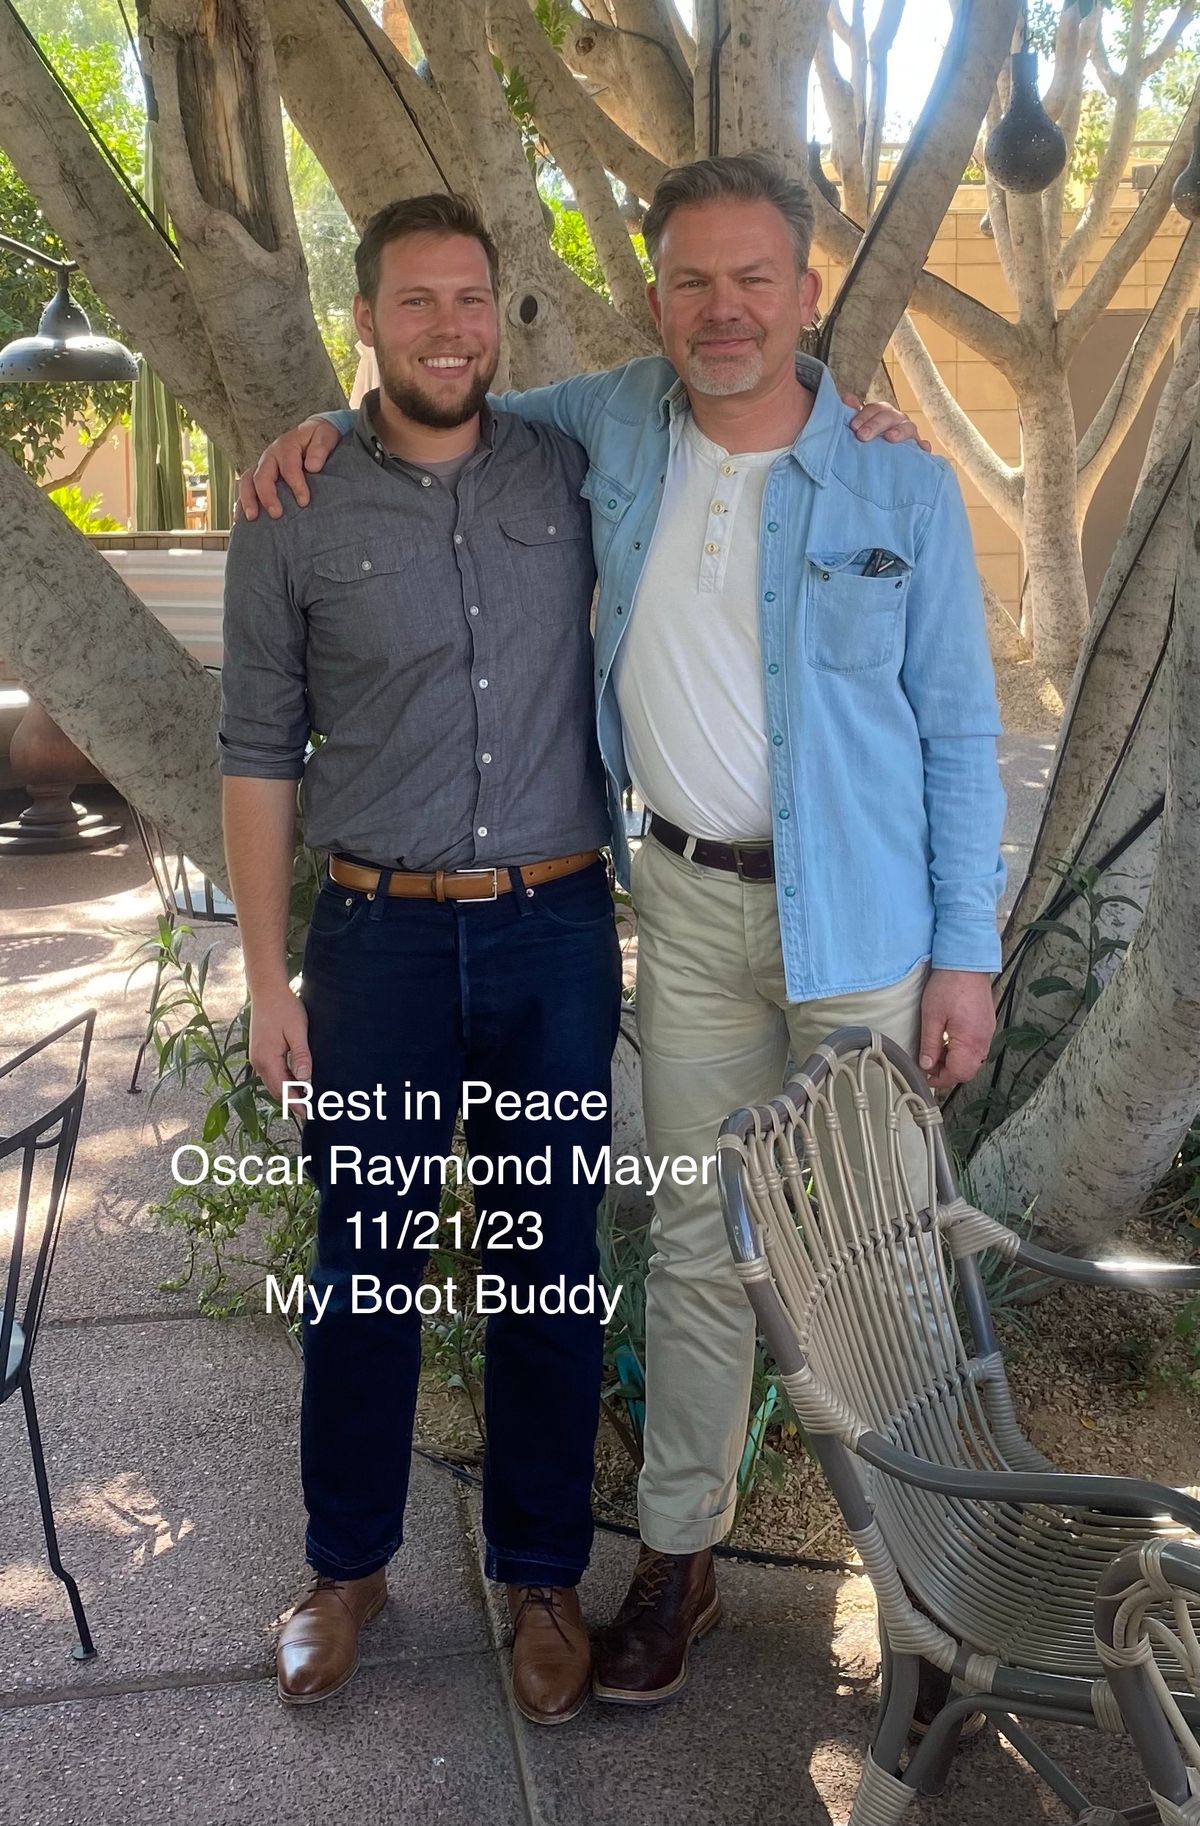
top-left (647, 198), bottom-right (822, 400)
top-left (352, 230), bottom-right (501, 428)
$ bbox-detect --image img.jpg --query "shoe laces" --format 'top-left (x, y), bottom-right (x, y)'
top-left (513, 1584), bottom-right (573, 1645)
top-left (629, 1551), bottom-right (673, 1610)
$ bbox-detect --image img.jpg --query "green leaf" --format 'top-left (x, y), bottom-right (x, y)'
top-left (1026, 918), bottom-right (1089, 946)
top-left (1028, 975), bottom-right (1075, 997)
top-left (988, 1023), bottom-right (1048, 1057)
top-left (203, 1098), bottom-right (229, 1142)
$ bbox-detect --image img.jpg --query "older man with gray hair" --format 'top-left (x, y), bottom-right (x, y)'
top-left (242, 150), bottom-right (1003, 1711)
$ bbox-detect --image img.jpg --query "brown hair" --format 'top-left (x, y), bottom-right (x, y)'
top-left (355, 193), bottom-right (501, 300)
top-left (642, 152), bottom-right (815, 274)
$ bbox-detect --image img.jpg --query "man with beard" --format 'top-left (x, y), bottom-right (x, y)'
top-left (224, 178), bottom-right (927, 1724)
top-left (220, 193), bottom-right (621, 1726)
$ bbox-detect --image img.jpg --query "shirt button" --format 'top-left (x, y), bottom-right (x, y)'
top-left (454, 533), bottom-right (463, 545)
top-left (784, 885), bottom-right (796, 898)
top-left (772, 733), bottom-right (783, 745)
top-left (767, 663), bottom-right (779, 675)
top-left (705, 541), bottom-right (720, 555)
top-left (821, 570), bottom-right (831, 580)
top-left (768, 521), bottom-right (779, 532)
top-left (481, 752), bottom-right (493, 764)
top-left (547, 523), bottom-right (556, 534)
top-left (616, 605), bottom-right (624, 615)
top-left (711, 501), bottom-right (726, 514)
top-left (469, 604), bottom-right (479, 616)
top-left (421, 475), bottom-right (432, 487)
top-left (607, 498), bottom-right (617, 509)
top-left (477, 826), bottom-right (488, 837)
top-left (633, 540), bottom-right (641, 550)
top-left (764, 591), bottom-right (776, 602)
top-left (721, 463), bottom-right (735, 476)
top-left (478, 678), bottom-right (489, 688)
top-left (360, 559), bottom-right (372, 572)
top-left (779, 807), bottom-right (790, 819)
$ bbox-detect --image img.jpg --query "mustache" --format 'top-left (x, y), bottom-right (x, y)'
top-left (689, 323), bottom-right (765, 347)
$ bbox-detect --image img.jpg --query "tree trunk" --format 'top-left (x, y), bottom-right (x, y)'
top-left (0, 454), bottom-right (226, 885)
top-left (137, 0), bottom-right (345, 457)
top-left (265, 0), bottom-right (462, 227)
top-left (1019, 367), bottom-right (1090, 692)
top-left (0, 0), bottom-right (243, 458)
top-left (967, 407), bottom-right (1200, 1250)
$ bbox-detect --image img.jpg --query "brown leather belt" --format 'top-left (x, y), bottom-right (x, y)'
top-left (649, 815), bottom-right (775, 882)
top-left (328, 850), bottom-right (600, 902)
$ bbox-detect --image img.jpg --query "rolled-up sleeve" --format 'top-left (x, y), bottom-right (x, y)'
top-left (218, 512), bottom-right (308, 779)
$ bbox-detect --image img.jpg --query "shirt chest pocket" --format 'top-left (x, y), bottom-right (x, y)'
top-left (307, 540), bottom-right (435, 659)
top-left (498, 505), bottom-right (595, 626)
top-left (804, 551), bottom-right (911, 674)
top-left (578, 466), bottom-right (634, 576)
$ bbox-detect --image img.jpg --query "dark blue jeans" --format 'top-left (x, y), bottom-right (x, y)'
top-left (298, 858), bottom-right (621, 1588)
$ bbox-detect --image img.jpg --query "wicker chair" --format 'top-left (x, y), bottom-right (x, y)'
top-left (717, 1027), bottom-right (1200, 1826)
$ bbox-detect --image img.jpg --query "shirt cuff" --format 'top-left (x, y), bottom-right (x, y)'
top-left (930, 914), bottom-right (1001, 974)
top-left (217, 733), bottom-right (305, 780)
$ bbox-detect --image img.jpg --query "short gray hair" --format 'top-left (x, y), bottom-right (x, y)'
top-left (642, 152), bottom-right (815, 274)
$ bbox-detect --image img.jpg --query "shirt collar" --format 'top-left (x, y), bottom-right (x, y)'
top-left (354, 388), bottom-right (496, 466)
top-left (655, 353), bottom-right (843, 485)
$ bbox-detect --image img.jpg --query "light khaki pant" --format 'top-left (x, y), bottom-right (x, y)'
top-left (631, 834), bottom-right (929, 1553)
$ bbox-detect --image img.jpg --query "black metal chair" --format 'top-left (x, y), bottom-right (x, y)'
top-left (1, 1009), bottom-right (98, 1660)
top-left (127, 803), bottom-right (235, 1092)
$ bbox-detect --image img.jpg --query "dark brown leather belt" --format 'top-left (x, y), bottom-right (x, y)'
top-left (649, 815), bottom-right (775, 882)
top-left (328, 850), bottom-right (600, 902)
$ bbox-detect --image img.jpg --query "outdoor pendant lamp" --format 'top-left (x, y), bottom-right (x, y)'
top-left (985, 30), bottom-right (1067, 196)
top-left (1173, 122), bottom-right (1200, 220)
top-left (0, 233), bottom-right (138, 383)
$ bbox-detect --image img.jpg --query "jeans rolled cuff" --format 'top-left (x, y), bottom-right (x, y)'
top-left (485, 1543), bottom-right (587, 1589)
top-left (305, 1527), bottom-right (402, 1581)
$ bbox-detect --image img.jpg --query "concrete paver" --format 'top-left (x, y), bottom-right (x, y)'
top-left (0, 1657), bottom-right (526, 1826)
top-left (0, 1318), bottom-right (487, 1697)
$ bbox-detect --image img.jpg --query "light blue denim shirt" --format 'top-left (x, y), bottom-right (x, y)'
top-left (320, 353), bottom-right (1005, 999)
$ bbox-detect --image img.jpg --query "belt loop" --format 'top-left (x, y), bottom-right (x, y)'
top-left (368, 868), bottom-right (392, 918)
top-left (682, 834), bottom-right (698, 862)
top-left (434, 868), bottom-right (446, 904)
top-left (510, 863), bottom-right (534, 915)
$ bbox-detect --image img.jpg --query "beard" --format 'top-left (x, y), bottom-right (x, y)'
top-left (375, 343), bottom-right (500, 428)
top-left (685, 324), bottom-right (765, 397)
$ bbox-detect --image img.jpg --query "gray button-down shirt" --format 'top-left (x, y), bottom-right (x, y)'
top-left (218, 397), bottom-right (609, 870)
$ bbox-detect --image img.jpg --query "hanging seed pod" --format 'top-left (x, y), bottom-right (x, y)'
top-left (985, 48), bottom-right (1068, 195)
top-left (1172, 122), bottom-right (1200, 221)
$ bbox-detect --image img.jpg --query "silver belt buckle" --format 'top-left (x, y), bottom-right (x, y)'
top-left (456, 867), bottom-right (500, 901)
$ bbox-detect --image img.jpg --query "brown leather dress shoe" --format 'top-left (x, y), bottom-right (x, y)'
top-left (507, 1584), bottom-right (592, 1726)
top-left (592, 1545), bottom-right (720, 1704)
top-left (276, 1569), bottom-right (387, 1705)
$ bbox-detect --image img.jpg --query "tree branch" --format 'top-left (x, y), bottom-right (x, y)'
top-left (1060, 82), bottom-right (1200, 358)
top-left (0, 0), bottom-right (243, 458)
top-left (1144, 1), bottom-right (1197, 78)
top-left (560, 11), bottom-right (694, 164)
top-left (862, 0), bottom-right (904, 214)
top-left (37, 413), bottom-right (121, 495)
top-left (1057, 60), bottom-right (1143, 285)
top-left (818, 0), bottom-right (1023, 395)
top-left (406, 0), bottom-right (610, 384)
top-left (264, 0), bottom-right (462, 227)
top-left (487, 0), bottom-right (653, 330)
top-left (1076, 224), bottom-right (1200, 508)
top-left (815, 26), bottom-right (868, 220)
top-left (728, 0), bottom-right (822, 178)
top-left (890, 313), bottom-right (1024, 525)
top-left (811, 186), bottom-right (1023, 366)
top-left (1043, 0), bottom-right (1100, 277)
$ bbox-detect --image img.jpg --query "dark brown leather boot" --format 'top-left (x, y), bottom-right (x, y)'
top-left (276, 1569), bottom-right (387, 1705)
top-left (507, 1584), bottom-right (592, 1726)
top-left (592, 1545), bottom-right (720, 1704)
